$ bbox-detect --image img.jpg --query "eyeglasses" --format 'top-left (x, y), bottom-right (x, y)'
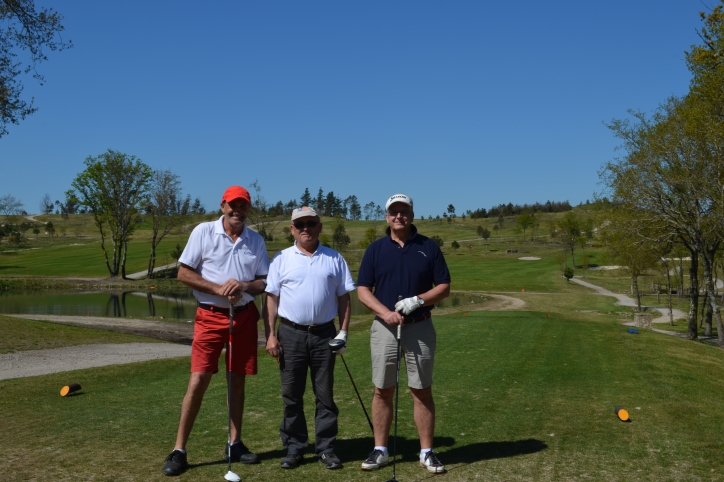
top-left (293, 220), bottom-right (319, 230)
top-left (387, 210), bottom-right (411, 218)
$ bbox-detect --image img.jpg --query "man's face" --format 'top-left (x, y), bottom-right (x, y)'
top-left (291, 216), bottom-right (322, 245)
top-left (221, 198), bottom-right (251, 228)
top-left (386, 202), bottom-right (413, 230)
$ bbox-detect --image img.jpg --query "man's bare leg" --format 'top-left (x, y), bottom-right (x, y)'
top-left (372, 386), bottom-right (396, 447)
top-left (174, 372), bottom-right (213, 450)
top-left (410, 386), bottom-right (435, 449)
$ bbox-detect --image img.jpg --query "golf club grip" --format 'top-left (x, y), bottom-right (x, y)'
top-left (397, 295), bottom-right (403, 340)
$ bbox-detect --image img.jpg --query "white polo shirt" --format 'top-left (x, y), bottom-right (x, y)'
top-left (179, 216), bottom-right (270, 307)
top-left (265, 242), bottom-right (356, 325)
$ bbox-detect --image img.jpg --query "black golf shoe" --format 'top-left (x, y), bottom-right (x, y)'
top-left (280, 453), bottom-right (303, 469)
top-left (319, 452), bottom-right (343, 469)
top-left (224, 441), bottom-right (260, 464)
top-left (162, 449), bottom-right (188, 476)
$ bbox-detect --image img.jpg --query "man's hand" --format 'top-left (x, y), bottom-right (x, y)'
top-left (395, 296), bottom-right (421, 315)
top-left (332, 330), bottom-right (347, 355)
top-left (380, 310), bottom-right (405, 326)
top-left (265, 334), bottom-right (282, 358)
top-left (217, 278), bottom-right (248, 304)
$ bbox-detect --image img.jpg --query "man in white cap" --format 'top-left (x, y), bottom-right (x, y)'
top-left (163, 186), bottom-right (270, 476)
top-left (264, 206), bottom-right (356, 471)
top-left (357, 193), bottom-right (451, 474)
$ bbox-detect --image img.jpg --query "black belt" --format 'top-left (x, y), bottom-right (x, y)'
top-left (279, 317), bottom-right (335, 332)
top-left (375, 311), bottom-right (432, 325)
top-left (199, 303), bottom-right (249, 315)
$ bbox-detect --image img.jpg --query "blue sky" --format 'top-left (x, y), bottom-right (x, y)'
top-left (0, 0), bottom-right (707, 217)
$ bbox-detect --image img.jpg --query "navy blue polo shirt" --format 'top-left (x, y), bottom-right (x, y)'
top-left (357, 225), bottom-right (451, 316)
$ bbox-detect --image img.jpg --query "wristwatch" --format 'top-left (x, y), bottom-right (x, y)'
top-left (417, 297), bottom-right (424, 307)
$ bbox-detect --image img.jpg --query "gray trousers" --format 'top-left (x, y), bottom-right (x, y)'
top-left (277, 322), bottom-right (338, 455)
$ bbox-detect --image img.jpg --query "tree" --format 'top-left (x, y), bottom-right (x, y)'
top-left (557, 211), bottom-right (581, 267)
top-left (72, 149), bottom-right (152, 278)
top-left (344, 195), bottom-right (361, 220)
top-left (315, 188), bottom-right (325, 213)
top-left (39, 193), bottom-right (53, 214)
top-left (363, 201), bottom-right (376, 221)
top-left (300, 188), bottom-right (312, 207)
top-left (31, 226), bottom-right (38, 239)
top-left (447, 204), bottom-right (455, 217)
top-left (430, 235), bottom-right (444, 247)
top-left (55, 189), bottom-right (80, 218)
top-left (358, 226), bottom-right (377, 248)
top-left (145, 169), bottom-right (189, 278)
top-left (248, 180), bottom-right (284, 241)
top-left (0, 194), bottom-right (22, 225)
top-left (516, 212), bottom-right (535, 241)
top-left (45, 220), bottom-right (53, 237)
top-left (331, 216), bottom-right (350, 251)
top-left (451, 240), bottom-right (460, 250)
top-left (0, 0), bottom-right (72, 137)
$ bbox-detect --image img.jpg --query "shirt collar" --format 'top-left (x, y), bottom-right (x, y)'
top-left (385, 224), bottom-right (418, 243)
top-left (294, 240), bottom-right (322, 256)
top-left (215, 215), bottom-right (247, 241)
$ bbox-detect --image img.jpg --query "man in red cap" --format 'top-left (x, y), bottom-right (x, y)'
top-left (163, 186), bottom-right (270, 476)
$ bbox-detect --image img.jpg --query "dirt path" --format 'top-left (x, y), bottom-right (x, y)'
top-left (0, 343), bottom-right (191, 380)
top-left (570, 277), bottom-right (688, 323)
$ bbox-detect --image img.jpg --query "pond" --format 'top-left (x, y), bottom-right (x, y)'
top-left (0, 290), bottom-right (488, 320)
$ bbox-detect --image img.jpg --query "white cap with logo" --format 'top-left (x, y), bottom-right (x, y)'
top-left (385, 193), bottom-right (413, 212)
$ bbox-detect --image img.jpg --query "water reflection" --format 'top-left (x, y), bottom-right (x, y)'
top-left (0, 290), bottom-right (488, 320)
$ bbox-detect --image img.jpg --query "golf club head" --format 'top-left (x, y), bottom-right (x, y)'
top-left (328, 338), bottom-right (346, 353)
top-left (224, 470), bottom-right (241, 482)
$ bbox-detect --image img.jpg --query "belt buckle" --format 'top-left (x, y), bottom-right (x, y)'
top-left (307, 324), bottom-right (314, 332)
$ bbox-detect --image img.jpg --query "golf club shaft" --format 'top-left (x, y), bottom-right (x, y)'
top-left (339, 354), bottom-right (374, 434)
top-left (391, 296), bottom-right (403, 481)
top-left (227, 301), bottom-right (234, 474)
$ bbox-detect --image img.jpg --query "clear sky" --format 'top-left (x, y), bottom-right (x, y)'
top-left (0, 0), bottom-right (707, 217)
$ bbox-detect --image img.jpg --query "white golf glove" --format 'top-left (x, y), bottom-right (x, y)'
top-left (395, 296), bottom-right (421, 315)
top-left (332, 330), bottom-right (347, 355)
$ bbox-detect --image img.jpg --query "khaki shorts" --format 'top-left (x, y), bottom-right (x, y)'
top-left (370, 318), bottom-right (436, 389)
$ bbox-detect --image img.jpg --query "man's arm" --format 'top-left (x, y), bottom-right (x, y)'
top-left (177, 264), bottom-right (266, 304)
top-left (337, 292), bottom-right (351, 331)
top-left (357, 285), bottom-right (404, 326)
top-left (417, 283), bottom-right (450, 306)
top-left (264, 293), bottom-right (281, 358)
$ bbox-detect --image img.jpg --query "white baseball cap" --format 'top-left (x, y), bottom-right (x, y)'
top-left (385, 193), bottom-right (413, 211)
top-left (291, 206), bottom-right (320, 221)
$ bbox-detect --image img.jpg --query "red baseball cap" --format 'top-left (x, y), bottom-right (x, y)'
top-left (222, 186), bottom-right (251, 204)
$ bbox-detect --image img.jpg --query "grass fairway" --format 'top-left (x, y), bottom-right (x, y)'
top-left (2, 310), bottom-right (724, 481)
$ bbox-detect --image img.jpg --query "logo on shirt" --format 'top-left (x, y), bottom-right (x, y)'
top-left (418, 251), bottom-right (427, 257)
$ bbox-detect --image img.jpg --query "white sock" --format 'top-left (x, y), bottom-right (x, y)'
top-left (374, 446), bottom-right (388, 455)
top-left (420, 448), bottom-right (432, 459)
top-left (174, 448), bottom-right (186, 454)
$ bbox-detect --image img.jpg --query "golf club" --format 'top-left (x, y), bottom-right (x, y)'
top-left (385, 296), bottom-right (403, 482)
top-left (328, 338), bottom-right (374, 434)
top-left (225, 300), bottom-right (241, 482)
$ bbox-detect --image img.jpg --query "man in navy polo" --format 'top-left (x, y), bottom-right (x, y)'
top-left (357, 193), bottom-right (451, 474)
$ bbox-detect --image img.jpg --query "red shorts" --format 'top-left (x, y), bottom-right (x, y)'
top-left (191, 303), bottom-right (259, 375)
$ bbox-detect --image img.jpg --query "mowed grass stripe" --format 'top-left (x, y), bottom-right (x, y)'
top-left (2, 311), bottom-right (724, 481)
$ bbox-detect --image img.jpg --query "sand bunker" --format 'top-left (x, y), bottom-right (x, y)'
top-left (518, 257), bottom-right (541, 261)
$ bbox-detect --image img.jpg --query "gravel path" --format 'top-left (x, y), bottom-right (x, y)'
top-left (0, 343), bottom-right (190, 380)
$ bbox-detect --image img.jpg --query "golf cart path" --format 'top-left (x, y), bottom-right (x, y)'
top-left (0, 343), bottom-right (191, 380)
top-left (569, 277), bottom-right (702, 339)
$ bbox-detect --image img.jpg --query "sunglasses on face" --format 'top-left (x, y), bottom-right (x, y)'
top-left (387, 210), bottom-right (411, 218)
top-left (293, 220), bottom-right (319, 230)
